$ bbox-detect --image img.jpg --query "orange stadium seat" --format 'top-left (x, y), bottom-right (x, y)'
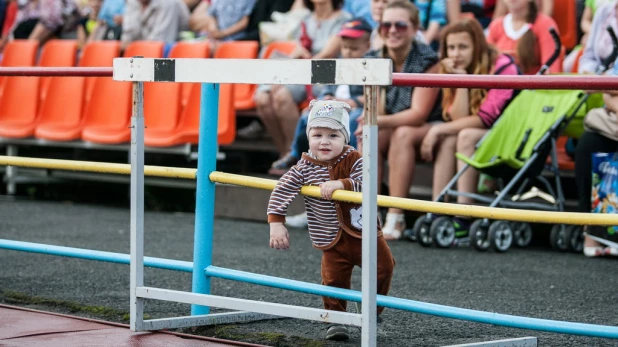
top-left (213, 41), bottom-right (259, 111)
top-left (37, 40), bottom-right (78, 106)
top-left (167, 42), bottom-right (210, 108)
top-left (144, 82), bottom-right (235, 147)
top-left (0, 40), bottom-right (40, 138)
top-left (261, 41), bottom-right (297, 59)
top-left (142, 42), bottom-right (210, 146)
top-left (34, 42), bottom-right (120, 142)
top-left (81, 41), bottom-right (164, 144)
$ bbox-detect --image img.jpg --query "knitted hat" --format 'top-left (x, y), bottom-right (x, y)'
top-left (306, 100), bottom-right (351, 144)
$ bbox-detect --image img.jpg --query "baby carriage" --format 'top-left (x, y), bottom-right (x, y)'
top-left (411, 28), bottom-right (618, 252)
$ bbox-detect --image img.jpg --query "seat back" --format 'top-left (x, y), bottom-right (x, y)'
top-left (552, 0), bottom-right (577, 50)
top-left (82, 41), bottom-right (163, 140)
top-left (167, 42), bottom-right (210, 109)
top-left (0, 40), bottom-right (38, 102)
top-left (79, 41), bottom-right (121, 110)
top-left (37, 40), bottom-right (78, 110)
top-left (213, 41), bottom-right (259, 111)
top-left (261, 41), bottom-right (298, 59)
top-left (0, 75), bottom-right (40, 125)
top-left (179, 83), bottom-right (235, 145)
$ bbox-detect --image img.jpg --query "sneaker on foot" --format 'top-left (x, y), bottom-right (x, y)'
top-left (237, 120), bottom-right (264, 140)
top-left (325, 325), bottom-right (349, 341)
top-left (285, 212), bottom-right (308, 229)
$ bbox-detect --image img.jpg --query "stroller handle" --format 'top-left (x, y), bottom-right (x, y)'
top-left (598, 26), bottom-right (618, 73)
top-left (538, 28), bottom-right (561, 75)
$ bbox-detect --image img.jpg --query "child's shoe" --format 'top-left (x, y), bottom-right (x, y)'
top-left (325, 325), bottom-right (350, 341)
top-left (382, 212), bottom-right (405, 240)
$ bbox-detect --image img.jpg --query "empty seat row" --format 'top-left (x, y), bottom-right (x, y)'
top-left (0, 39), bottom-right (259, 147)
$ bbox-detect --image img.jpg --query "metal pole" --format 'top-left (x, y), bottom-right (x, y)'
top-left (191, 83), bottom-right (219, 315)
top-left (5, 145), bottom-right (16, 195)
top-left (130, 80), bottom-right (145, 331)
top-left (361, 85), bottom-right (378, 347)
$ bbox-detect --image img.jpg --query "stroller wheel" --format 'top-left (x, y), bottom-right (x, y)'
top-left (430, 216), bottom-right (456, 248)
top-left (414, 216), bottom-right (433, 247)
top-left (488, 221), bottom-right (513, 252)
top-left (511, 222), bottom-right (533, 248)
top-left (550, 224), bottom-right (571, 252)
top-left (470, 219), bottom-right (490, 251)
top-left (567, 225), bottom-right (584, 253)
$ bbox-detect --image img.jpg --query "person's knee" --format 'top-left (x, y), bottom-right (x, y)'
top-left (272, 87), bottom-right (296, 110)
top-left (456, 128), bottom-right (479, 152)
top-left (255, 91), bottom-right (271, 109)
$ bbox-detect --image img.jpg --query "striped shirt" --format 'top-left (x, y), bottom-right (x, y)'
top-left (267, 146), bottom-right (369, 250)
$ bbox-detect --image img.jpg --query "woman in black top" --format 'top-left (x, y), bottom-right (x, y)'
top-left (356, 0), bottom-right (441, 240)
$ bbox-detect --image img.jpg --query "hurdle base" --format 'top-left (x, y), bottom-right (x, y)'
top-left (443, 337), bottom-right (537, 347)
top-left (142, 311), bottom-right (281, 331)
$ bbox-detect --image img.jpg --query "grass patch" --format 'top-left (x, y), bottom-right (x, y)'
top-left (207, 325), bottom-right (325, 347)
top-left (0, 290), bottom-right (151, 322)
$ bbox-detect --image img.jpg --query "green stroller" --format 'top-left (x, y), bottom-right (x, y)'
top-left (414, 89), bottom-right (592, 252)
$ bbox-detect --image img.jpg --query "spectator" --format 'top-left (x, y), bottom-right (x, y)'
top-left (459, 0), bottom-right (497, 28)
top-left (198, 0), bottom-right (256, 41)
top-left (578, 2), bottom-right (618, 73)
top-left (5, 0), bottom-right (80, 46)
top-left (575, 90), bottom-right (618, 257)
top-left (355, 0), bottom-right (442, 240)
top-left (344, 0), bottom-right (376, 27)
top-left (77, 0), bottom-right (102, 48)
top-left (270, 18), bottom-right (373, 174)
top-left (121, 0), bottom-right (190, 50)
top-left (253, 0), bottom-right (351, 161)
top-left (421, 18), bottom-right (519, 232)
top-left (487, 0), bottom-right (561, 74)
top-left (92, 0), bottom-right (124, 41)
top-left (372, 1), bottom-right (427, 57)
top-left (413, 0), bottom-right (454, 45)
top-left (240, 0), bottom-right (296, 45)
top-left (493, 0), bottom-right (553, 18)
top-left (0, 0), bottom-right (18, 51)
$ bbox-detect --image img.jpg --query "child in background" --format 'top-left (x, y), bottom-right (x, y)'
top-left (267, 100), bottom-right (395, 342)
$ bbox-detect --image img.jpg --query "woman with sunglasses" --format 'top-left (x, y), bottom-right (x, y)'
top-left (355, 0), bottom-right (442, 240)
top-left (418, 18), bottom-right (519, 232)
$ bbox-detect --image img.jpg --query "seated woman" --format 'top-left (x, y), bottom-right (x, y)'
top-left (355, 0), bottom-right (442, 240)
top-left (487, 0), bottom-right (561, 75)
top-left (420, 18), bottom-right (519, 230)
top-left (577, 2), bottom-right (618, 74)
top-left (254, 0), bottom-right (351, 160)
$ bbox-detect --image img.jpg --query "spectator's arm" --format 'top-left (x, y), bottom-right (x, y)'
top-left (423, 21), bottom-right (441, 43)
top-left (28, 22), bottom-right (55, 44)
top-left (540, 0), bottom-right (553, 16)
top-left (446, 0), bottom-right (461, 23)
top-left (189, 1), bottom-right (210, 32)
top-left (447, 88), bottom-right (470, 120)
top-left (77, 24), bottom-right (87, 49)
top-left (377, 64), bottom-right (441, 128)
top-left (493, 0), bottom-right (506, 19)
top-left (580, 5), bottom-right (593, 35)
top-left (432, 115), bottom-right (484, 137)
top-left (312, 35), bottom-right (342, 59)
top-left (292, 0), bottom-right (305, 10)
top-left (212, 16), bottom-right (249, 39)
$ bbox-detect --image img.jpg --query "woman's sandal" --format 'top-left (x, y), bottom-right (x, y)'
top-left (382, 212), bottom-right (405, 240)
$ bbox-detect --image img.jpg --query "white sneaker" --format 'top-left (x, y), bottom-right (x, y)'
top-left (285, 212), bottom-right (308, 229)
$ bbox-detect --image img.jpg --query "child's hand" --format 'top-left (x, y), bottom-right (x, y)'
top-left (320, 180), bottom-right (344, 200)
top-left (269, 223), bottom-right (290, 250)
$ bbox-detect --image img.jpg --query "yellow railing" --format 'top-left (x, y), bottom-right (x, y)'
top-left (1, 155), bottom-right (615, 226)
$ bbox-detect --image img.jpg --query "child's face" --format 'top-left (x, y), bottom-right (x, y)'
top-left (341, 36), bottom-right (371, 59)
top-left (445, 32), bottom-right (474, 71)
top-left (308, 127), bottom-right (346, 162)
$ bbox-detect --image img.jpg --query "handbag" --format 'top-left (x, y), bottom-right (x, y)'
top-left (583, 107), bottom-right (618, 141)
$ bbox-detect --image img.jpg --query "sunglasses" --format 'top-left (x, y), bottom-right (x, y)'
top-left (379, 21), bottom-right (410, 35)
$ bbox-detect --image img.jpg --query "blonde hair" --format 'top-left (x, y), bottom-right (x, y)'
top-left (439, 19), bottom-right (499, 119)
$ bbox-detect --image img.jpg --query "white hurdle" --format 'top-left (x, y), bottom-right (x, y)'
top-left (113, 57), bottom-right (392, 347)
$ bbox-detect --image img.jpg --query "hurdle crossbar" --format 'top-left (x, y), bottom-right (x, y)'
top-left (2, 156), bottom-right (618, 226)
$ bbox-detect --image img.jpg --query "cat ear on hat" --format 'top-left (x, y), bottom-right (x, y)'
top-left (309, 99), bottom-right (318, 109)
top-left (338, 101), bottom-right (352, 111)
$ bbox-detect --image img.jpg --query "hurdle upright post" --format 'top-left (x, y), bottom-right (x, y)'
top-left (129, 77), bottom-right (145, 331)
top-left (191, 83), bottom-right (219, 315)
top-left (361, 85), bottom-right (379, 347)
